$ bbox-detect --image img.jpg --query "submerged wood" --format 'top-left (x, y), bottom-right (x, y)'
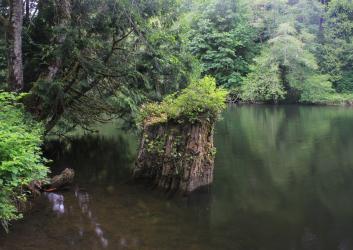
top-left (28, 168), bottom-right (75, 195)
top-left (134, 118), bottom-right (216, 194)
top-left (46, 168), bottom-right (75, 191)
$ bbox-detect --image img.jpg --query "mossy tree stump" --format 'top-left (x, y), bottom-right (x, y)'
top-left (134, 117), bottom-right (216, 194)
top-left (133, 77), bottom-right (228, 194)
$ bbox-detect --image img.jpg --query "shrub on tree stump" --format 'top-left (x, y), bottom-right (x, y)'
top-left (134, 77), bottom-right (228, 194)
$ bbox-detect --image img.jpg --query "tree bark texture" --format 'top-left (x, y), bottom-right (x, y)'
top-left (134, 119), bottom-right (216, 194)
top-left (7, 0), bottom-right (23, 92)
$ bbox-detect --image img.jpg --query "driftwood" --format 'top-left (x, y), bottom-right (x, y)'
top-left (27, 168), bottom-right (75, 195)
top-left (46, 168), bottom-right (75, 191)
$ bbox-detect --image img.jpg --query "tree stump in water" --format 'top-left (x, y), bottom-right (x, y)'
top-left (134, 118), bottom-right (216, 194)
top-left (134, 77), bottom-right (227, 194)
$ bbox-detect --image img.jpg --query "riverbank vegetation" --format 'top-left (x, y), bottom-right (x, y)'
top-left (1, 0), bottom-right (353, 231)
top-left (0, 92), bottom-right (47, 232)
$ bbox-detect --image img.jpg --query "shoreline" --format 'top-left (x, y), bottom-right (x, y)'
top-left (227, 100), bottom-right (353, 107)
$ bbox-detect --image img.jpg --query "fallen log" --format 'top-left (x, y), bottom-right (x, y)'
top-left (27, 168), bottom-right (75, 195)
top-left (45, 168), bottom-right (75, 191)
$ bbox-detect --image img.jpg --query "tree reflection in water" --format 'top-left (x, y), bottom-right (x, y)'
top-left (4, 107), bottom-right (353, 250)
top-left (74, 187), bottom-right (109, 248)
top-left (45, 188), bottom-right (109, 248)
top-left (46, 193), bottom-right (65, 215)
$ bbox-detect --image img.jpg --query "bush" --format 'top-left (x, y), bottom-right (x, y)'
top-left (299, 75), bottom-right (335, 104)
top-left (138, 76), bottom-right (228, 125)
top-left (0, 92), bottom-right (48, 232)
top-left (241, 61), bottom-right (286, 103)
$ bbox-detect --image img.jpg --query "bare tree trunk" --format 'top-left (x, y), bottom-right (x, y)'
top-left (7, 0), bottom-right (23, 92)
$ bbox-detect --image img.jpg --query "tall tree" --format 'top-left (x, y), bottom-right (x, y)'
top-left (242, 0), bottom-right (333, 103)
top-left (14, 0), bottom-right (197, 133)
top-left (7, 0), bottom-right (23, 92)
top-left (319, 0), bottom-right (353, 92)
top-left (40, 0), bottom-right (71, 82)
top-left (188, 0), bottom-right (258, 89)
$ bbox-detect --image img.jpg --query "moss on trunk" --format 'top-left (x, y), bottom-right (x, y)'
top-left (134, 117), bottom-right (216, 194)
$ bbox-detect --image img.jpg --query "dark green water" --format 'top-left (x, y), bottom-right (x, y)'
top-left (2, 105), bottom-right (353, 250)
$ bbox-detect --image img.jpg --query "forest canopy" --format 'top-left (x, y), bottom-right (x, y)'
top-left (1, 0), bottom-right (353, 133)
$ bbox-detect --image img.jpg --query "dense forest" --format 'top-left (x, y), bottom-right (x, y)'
top-left (1, 0), bottom-right (353, 232)
top-left (2, 0), bottom-right (353, 131)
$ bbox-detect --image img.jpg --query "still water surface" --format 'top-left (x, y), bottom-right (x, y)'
top-left (2, 105), bottom-right (353, 250)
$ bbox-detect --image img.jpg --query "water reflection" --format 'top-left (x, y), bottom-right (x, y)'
top-left (74, 188), bottom-right (109, 248)
top-left (44, 134), bottom-right (137, 184)
top-left (2, 106), bottom-right (353, 250)
top-left (45, 188), bottom-right (109, 248)
top-left (46, 193), bottom-right (65, 215)
top-left (213, 105), bottom-right (353, 250)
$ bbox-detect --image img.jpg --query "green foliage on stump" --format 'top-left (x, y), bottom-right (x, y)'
top-left (138, 76), bottom-right (228, 125)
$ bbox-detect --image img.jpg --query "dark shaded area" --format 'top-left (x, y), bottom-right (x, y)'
top-left (44, 134), bottom-right (136, 185)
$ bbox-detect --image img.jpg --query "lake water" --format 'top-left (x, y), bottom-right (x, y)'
top-left (2, 105), bottom-right (353, 250)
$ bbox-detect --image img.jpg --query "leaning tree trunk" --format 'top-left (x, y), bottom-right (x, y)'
top-left (34, 0), bottom-right (71, 132)
top-left (42, 0), bottom-right (71, 81)
top-left (7, 0), bottom-right (23, 92)
top-left (134, 117), bottom-right (216, 194)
